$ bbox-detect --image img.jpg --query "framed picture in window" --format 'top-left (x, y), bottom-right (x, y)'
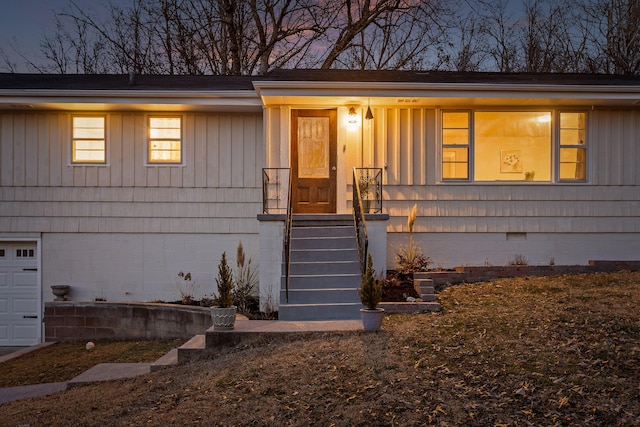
top-left (500, 149), bottom-right (522, 173)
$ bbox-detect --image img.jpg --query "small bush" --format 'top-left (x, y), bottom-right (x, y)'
top-left (234, 241), bottom-right (258, 315)
top-left (359, 254), bottom-right (382, 310)
top-left (395, 204), bottom-right (431, 274)
top-left (213, 252), bottom-right (234, 308)
top-left (509, 253), bottom-right (528, 266)
top-left (175, 271), bottom-right (199, 305)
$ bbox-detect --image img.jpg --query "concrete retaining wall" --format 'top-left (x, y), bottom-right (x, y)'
top-left (415, 260), bottom-right (640, 288)
top-left (44, 302), bottom-right (212, 341)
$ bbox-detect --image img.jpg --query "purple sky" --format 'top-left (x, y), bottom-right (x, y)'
top-left (0, 0), bottom-right (528, 73)
top-left (0, 0), bottom-right (121, 72)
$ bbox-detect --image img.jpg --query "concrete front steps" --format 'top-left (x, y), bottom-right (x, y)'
top-left (169, 319), bottom-right (364, 364)
top-left (278, 216), bottom-right (362, 321)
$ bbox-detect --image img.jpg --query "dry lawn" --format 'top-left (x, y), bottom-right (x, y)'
top-left (1, 271), bottom-right (640, 426)
top-left (0, 339), bottom-right (184, 387)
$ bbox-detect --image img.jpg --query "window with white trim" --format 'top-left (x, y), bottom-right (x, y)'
top-left (442, 111), bottom-right (470, 180)
top-left (72, 116), bottom-right (106, 163)
top-left (559, 112), bottom-right (587, 181)
top-left (441, 110), bottom-right (587, 183)
top-left (148, 116), bottom-right (182, 164)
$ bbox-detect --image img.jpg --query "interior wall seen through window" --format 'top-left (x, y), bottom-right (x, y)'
top-left (474, 111), bottom-right (551, 182)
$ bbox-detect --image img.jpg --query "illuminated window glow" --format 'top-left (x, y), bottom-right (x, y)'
top-left (441, 110), bottom-right (587, 183)
top-left (72, 116), bottom-right (106, 163)
top-left (149, 117), bottom-right (182, 163)
top-left (559, 112), bottom-right (587, 181)
top-left (442, 111), bottom-right (470, 179)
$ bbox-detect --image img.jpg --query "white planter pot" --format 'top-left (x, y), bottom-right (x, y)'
top-left (210, 306), bottom-right (237, 330)
top-left (360, 308), bottom-right (385, 331)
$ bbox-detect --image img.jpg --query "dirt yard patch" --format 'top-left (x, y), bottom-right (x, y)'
top-left (1, 271), bottom-right (639, 426)
top-left (0, 339), bottom-right (183, 387)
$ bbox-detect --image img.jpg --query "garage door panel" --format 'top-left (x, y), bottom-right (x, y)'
top-left (14, 271), bottom-right (37, 288)
top-left (13, 297), bottom-right (38, 314)
top-left (12, 324), bottom-right (39, 344)
top-left (0, 242), bottom-right (39, 346)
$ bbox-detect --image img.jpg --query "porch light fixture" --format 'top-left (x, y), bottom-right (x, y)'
top-left (365, 98), bottom-right (374, 120)
top-left (348, 107), bottom-right (358, 124)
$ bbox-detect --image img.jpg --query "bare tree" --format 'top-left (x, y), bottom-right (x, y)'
top-left (439, 14), bottom-right (485, 71)
top-left (580, 0), bottom-right (640, 74)
top-left (15, 0), bottom-right (640, 75)
top-left (472, 0), bottom-right (521, 72)
top-left (519, 0), bottom-right (584, 72)
top-left (318, 0), bottom-right (405, 69)
top-left (334, 1), bottom-right (452, 70)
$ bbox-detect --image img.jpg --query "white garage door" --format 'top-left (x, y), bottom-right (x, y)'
top-left (0, 242), bottom-right (40, 346)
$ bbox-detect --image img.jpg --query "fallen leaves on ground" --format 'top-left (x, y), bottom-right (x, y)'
top-left (1, 271), bottom-right (639, 426)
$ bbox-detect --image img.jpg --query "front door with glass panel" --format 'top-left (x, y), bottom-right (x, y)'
top-left (291, 109), bottom-right (337, 213)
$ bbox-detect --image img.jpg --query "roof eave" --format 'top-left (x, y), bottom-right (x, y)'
top-left (253, 80), bottom-right (640, 105)
top-left (0, 89), bottom-right (263, 112)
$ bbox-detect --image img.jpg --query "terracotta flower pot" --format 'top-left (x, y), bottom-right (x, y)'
top-left (360, 307), bottom-right (385, 331)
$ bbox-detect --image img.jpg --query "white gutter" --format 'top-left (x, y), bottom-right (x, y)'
top-left (253, 80), bottom-right (640, 101)
top-left (0, 89), bottom-right (263, 110)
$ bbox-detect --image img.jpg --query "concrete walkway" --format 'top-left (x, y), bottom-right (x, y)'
top-left (0, 319), bottom-right (363, 404)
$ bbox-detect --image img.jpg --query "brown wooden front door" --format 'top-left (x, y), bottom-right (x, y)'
top-left (291, 109), bottom-right (337, 213)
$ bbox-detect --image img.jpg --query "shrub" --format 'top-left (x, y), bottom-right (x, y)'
top-left (234, 241), bottom-right (258, 314)
top-left (359, 254), bottom-right (382, 310)
top-left (395, 204), bottom-right (431, 274)
top-left (175, 271), bottom-right (198, 305)
top-left (213, 252), bottom-right (234, 308)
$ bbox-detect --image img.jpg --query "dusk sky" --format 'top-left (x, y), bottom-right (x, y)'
top-left (0, 0), bottom-right (125, 72)
top-left (0, 0), bottom-right (529, 73)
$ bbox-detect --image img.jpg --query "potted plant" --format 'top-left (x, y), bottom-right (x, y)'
top-left (359, 253), bottom-right (385, 330)
top-left (358, 174), bottom-right (376, 213)
top-left (210, 251), bottom-right (237, 329)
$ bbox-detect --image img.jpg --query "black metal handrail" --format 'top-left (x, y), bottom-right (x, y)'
top-left (283, 170), bottom-right (293, 303)
top-left (353, 167), bottom-right (369, 276)
top-left (262, 168), bottom-right (290, 214)
top-left (262, 168), bottom-right (293, 302)
top-left (354, 167), bottom-right (383, 214)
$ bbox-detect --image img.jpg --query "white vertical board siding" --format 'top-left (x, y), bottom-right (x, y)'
top-left (13, 114), bottom-right (25, 187)
top-left (0, 111), bottom-right (264, 235)
top-left (1, 115), bottom-right (14, 186)
top-left (382, 108), bottom-right (640, 229)
top-left (377, 107), bottom-right (429, 186)
top-left (193, 115), bottom-right (207, 188)
top-left (592, 109), bottom-right (640, 186)
top-left (381, 107), bottom-right (640, 267)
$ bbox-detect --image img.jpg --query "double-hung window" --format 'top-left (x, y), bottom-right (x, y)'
top-left (148, 116), bottom-right (182, 164)
top-left (441, 110), bottom-right (587, 183)
top-left (558, 112), bottom-right (587, 181)
top-left (72, 116), bottom-right (106, 163)
top-left (442, 111), bottom-right (470, 180)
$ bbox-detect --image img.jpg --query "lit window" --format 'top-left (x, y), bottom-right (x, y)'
top-left (441, 110), bottom-right (587, 183)
top-left (149, 117), bottom-right (182, 163)
top-left (442, 111), bottom-right (470, 180)
top-left (72, 116), bottom-right (106, 163)
top-left (559, 112), bottom-right (587, 181)
top-left (474, 111), bottom-right (551, 182)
